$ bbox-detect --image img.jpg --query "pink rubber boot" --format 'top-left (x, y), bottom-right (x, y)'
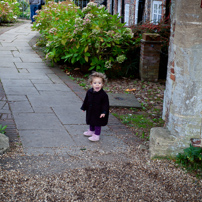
top-left (88, 134), bottom-right (100, 142)
top-left (83, 129), bottom-right (95, 137)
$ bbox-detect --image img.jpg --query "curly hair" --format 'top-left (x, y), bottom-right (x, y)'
top-left (88, 71), bottom-right (107, 84)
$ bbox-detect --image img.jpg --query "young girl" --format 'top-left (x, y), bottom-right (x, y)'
top-left (81, 72), bottom-right (109, 142)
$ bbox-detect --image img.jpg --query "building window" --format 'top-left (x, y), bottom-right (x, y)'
top-left (152, 1), bottom-right (162, 24)
top-left (125, 4), bottom-right (130, 26)
top-left (117, 0), bottom-right (121, 17)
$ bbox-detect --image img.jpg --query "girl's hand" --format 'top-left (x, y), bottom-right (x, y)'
top-left (100, 114), bottom-right (105, 118)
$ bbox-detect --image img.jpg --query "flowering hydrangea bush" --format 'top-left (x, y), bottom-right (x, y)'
top-left (0, 0), bottom-right (20, 23)
top-left (33, 1), bottom-right (135, 73)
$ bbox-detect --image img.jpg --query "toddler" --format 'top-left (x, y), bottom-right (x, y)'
top-left (81, 72), bottom-right (109, 142)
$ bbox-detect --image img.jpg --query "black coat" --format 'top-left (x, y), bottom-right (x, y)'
top-left (81, 88), bottom-right (109, 126)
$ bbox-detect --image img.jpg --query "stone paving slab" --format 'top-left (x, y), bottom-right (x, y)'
top-left (19, 129), bottom-right (76, 148)
top-left (3, 86), bottom-right (39, 95)
top-left (32, 107), bottom-right (53, 113)
top-left (12, 51), bottom-right (40, 57)
top-left (9, 100), bottom-right (34, 113)
top-left (16, 69), bottom-right (29, 73)
top-left (1, 79), bottom-right (34, 87)
top-left (46, 73), bottom-right (65, 84)
top-left (19, 57), bottom-right (43, 63)
top-left (109, 93), bottom-right (142, 108)
top-left (6, 95), bottom-right (28, 101)
top-left (31, 79), bottom-right (54, 84)
top-left (12, 113), bottom-right (64, 130)
top-left (16, 48), bottom-right (38, 54)
top-left (0, 50), bottom-right (13, 55)
top-left (15, 62), bottom-right (50, 68)
top-left (0, 72), bottom-right (51, 80)
top-left (0, 100), bottom-right (6, 109)
top-left (26, 68), bottom-right (54, 74)
top-left (0, 46), bottom-right (18, 51)
top-left (0, 56), bottom-right (22, 63)
top-left (52, 105), bottom-right (85, 125)
top-left (1, 42), bottom-right (30, 47)
top-left (0, 61), bottom-right (19, 68)
top-left (0, 68), bottom-right (19, 74)
top-left (64, 125), bottom-right (129, 153)
top-left (34, 83), bottom-right (72, 92)
top-left (27, 94), bottom-right (81, 108)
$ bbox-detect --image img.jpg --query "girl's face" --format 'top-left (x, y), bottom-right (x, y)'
top-left (91, 77), bottom-right (103, 92)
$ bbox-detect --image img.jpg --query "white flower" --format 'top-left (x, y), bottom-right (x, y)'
top-left (123, 28), bottom-right (134, 38)
top-left (105, 61), bottom-right (112, 69)
top-left (113, 33), bottom-right (122, 40)
top-left (87, 2), bottom-right (97, 7)
top-left (116, 55), bottom-right (126, 63)
top-left (45, 53), bottom-right (50, 59)
top-left (92, 29), bottom-right (100, 34)
top-left (98, 5), bottom-right (105, 9)
top-left (36, 23), bottom-right (41, 27)
top-left (84, 13), bottom-right (94, 19)
top-left (75, 17), bottom-right (83, 24)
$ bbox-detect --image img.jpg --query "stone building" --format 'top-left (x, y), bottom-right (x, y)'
top-left (106, 0), bottom-right (170, 26)
top-left (150, 0), bottom-right (202, 158)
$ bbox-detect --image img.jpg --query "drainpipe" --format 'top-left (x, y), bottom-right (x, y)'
top-left (111, 0), bottom-right (114, 14)
top-left (121, 0), bottom-right (125, 23)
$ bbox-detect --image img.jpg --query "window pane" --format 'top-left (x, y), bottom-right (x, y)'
top-left (158, 15), bottom-right (161, 22)
top-left (154, 4), bottom-right (157, 13)
top-left (153, 1), bottom-right (162, 24)
top-left (124, 4), bottom-right (130, 26)
top-left (153, 14), bottom-right (157, 22)
top-left (158, 5), bottom-right (162, 14)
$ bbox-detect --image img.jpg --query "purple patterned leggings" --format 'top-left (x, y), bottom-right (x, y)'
top-left (90, 125), bottom-right (101, 135)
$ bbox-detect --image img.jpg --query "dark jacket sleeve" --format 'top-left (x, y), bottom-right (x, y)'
top-left (81, 91), bottom-right (88, 111)
top-left (101, 93), bottom-right (109, 115)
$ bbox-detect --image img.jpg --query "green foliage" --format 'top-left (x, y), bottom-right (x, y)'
top-left (116, 114), bottom-right (154, 128)
top-left (32, 1), bottom-right (135, 73)
top-left (0, 0), bottom-right (21, 23)
top-left (175, 145), bottom-right (202, 178)
top-left (113, 112), bottom-right (164, 140)
top-left (18, 0), bottom-right (30, 19)
top-left (18, 0), bottom-right (29, 11)
top-left (130, 19), bottom-right (170, 52)
top-left (112, 113), bottom-right (161, 129)
top-left (0, 124), bottom-right (7, 134)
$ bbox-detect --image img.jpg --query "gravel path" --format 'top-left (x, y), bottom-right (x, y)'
top-left (1, 143), bottom-right (202, 201)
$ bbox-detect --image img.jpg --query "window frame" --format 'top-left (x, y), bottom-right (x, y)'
top-left (124, 3), bottom-right (130, 26)
top-left (152, 1), bottom-right (162, 24)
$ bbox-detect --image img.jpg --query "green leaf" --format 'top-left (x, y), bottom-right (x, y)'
top-left (84, 56), bottom-right (88, 62)
top-left (61, 39), bottom-right (66, 46)
top-left (89, 66), bottom-right (95, 71)
top-left (84, 52), bottom-right (91, 57)
top-left (84, 46), bottom-right (88, 52)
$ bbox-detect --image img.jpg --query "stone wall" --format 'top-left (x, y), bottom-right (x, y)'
top-left (150, 0), bottom-right (202, 158)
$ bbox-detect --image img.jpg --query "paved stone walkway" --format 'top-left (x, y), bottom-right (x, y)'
top-left (0, 22), bottom-right (139, 168)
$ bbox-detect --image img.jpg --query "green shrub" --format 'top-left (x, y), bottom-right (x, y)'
top-left (33, 1), bottom-right (135, 73)
top-left (0, 124), bottom-right (7, 134)
top-left (18, 0), bottom-right (30, 19)
top-left (0, 0), bottom-right (21, 23)
top-left (175, 144), bottom-right (202, 178)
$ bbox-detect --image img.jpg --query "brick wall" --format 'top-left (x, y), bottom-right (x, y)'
top-left (139, 33), bottom-right (161, 81)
